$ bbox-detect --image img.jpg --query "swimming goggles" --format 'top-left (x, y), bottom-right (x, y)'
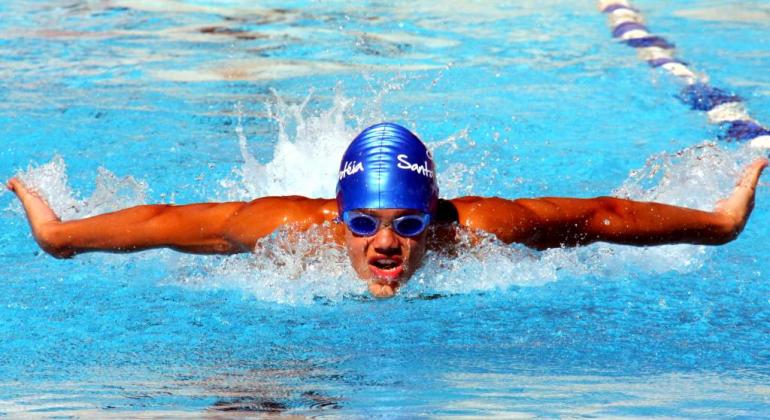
top-left (342, 211), bottom-right (431, 237)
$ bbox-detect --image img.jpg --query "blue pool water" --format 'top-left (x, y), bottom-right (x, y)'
top-left (1, 0), bottom-right (769, 417)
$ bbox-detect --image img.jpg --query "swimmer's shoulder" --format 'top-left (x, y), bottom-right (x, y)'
top-left (440, 196), bottom-right (536, 236)
top-left (239, 196), bottom-right (338, 223)
top-left (224, 196), bottom-right (335, 234)
top-left (439, 196), bottom-right (550, 246)
top-left (441, 196), bottom-right (531, 223)
top-left (435, 195), bottom-right (503, 225)
top-left (221, 196), bottom-right (341, 249)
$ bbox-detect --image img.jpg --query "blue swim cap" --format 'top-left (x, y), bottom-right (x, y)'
top-left (336, 122), bottom-right (438, 216)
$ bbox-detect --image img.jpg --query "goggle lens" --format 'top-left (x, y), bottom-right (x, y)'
top-left (392, 216), bottom-right (427, 236)
top-left (347, 214), bottom-right (379, 236)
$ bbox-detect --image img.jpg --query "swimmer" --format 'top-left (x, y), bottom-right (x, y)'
top-left (8, 122), bottom-right (768, 297)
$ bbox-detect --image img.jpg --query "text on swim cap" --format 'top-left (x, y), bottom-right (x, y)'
top-left (397, 154), bottom-right (434, 179)
top-left (339, 161), bottom-right (364, 180)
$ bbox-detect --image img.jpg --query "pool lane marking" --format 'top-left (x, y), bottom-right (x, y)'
top-left (597, 0), bottom-right (770, 149)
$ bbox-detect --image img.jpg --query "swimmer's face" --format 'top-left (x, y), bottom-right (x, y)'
top-left (343, 209), bottom-right (429, 298)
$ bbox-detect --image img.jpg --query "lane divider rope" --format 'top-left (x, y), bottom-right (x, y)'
top-left (598, 0), bottom-right (770, 149)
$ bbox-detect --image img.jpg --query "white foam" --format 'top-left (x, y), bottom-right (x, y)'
top-left (218, 91), bottom-right (354, 201)
top-left (13, 155), bottom-right (147, 221)
top-left (218, 87), bottom-right (391, 200)
top-left (217, 86), bottom-right (476, 201)
top-left (613, 141), bottom-right (757, 209)
top-left (173, 224), bottom-right (366, 305)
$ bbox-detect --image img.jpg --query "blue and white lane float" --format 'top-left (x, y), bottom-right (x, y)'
top-left (598, 0), bottom-right (770, 150)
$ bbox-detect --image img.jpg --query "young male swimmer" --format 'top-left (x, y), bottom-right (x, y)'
top-left (8, 122), bottom-right (768, 297)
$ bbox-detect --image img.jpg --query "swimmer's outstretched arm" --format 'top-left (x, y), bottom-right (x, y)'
top-left (453, 158), bottom-right (767, 249)
top-left (7, 178), bottom-right (337, 258)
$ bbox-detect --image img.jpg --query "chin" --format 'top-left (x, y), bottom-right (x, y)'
top-left (367, 280), bottom-right (400, 298)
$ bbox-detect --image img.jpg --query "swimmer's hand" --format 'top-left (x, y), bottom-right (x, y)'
top-left (713, 157), bottom-right (768, 239)
top-left (7, 178), bottom-right (73, 258)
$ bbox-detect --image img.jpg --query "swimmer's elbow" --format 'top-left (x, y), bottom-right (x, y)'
top-left (35, 223), bottom-right (76, 259)
top-left (668, 208), bottom-right (745, 246)
top-left (205, 240), bottom-right (245, 255)
top-left (48, 248), bottom-right (76, 259)
top-left (707, 216), bottom-right (742, 245)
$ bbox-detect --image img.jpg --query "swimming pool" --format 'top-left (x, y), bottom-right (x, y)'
top-left (1, 0), bottom-right (769, 416)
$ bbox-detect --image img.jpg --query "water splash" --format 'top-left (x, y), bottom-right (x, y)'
top-left (614, 141), bottom-right (762, 210)
top-left (163, 105), bottom-right (768, 303)
top-left (218, 89), bottom-right (358, 201)
top-left (218, 83), bottom-right (475, 200)
top-left (174, 224), bottom-right (366, 305)
top-left (401, 141), bottom-right (766, 297)
top-left (10, 91), bottom-right (763, 304)
top-left (218, 83), bottom-right (407, 201)
top-left (407, 228), bottom-right (579, 297)
top-left (13, 155), bottom-right (147, 220)
top-left (431, 128), bottom-right (484, 198)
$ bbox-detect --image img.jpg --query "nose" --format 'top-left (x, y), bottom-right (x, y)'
top-left (371, 226), bottom-right (401, 253)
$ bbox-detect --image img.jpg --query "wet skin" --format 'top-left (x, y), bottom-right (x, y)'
top-left (6, 157), bottom-right (767, 298)
top-left (342, 209), bottom-right (429, 298)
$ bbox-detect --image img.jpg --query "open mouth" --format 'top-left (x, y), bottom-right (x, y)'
top-left (368, 256), bottom-right (404, 280)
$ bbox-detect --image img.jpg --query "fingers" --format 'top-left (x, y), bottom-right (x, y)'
top-left (6, 178), bottom-right (31, 198)
top-left (748, 156), bottom-right (768, 175)
top-left (6, 177), bottom-right (19, 192)
top-left (6, 178), bottom-right (31, 195)
top-left (7, 178), bottom-right (52, 212)
top-left (737, 157), bottom-right (768, 190)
